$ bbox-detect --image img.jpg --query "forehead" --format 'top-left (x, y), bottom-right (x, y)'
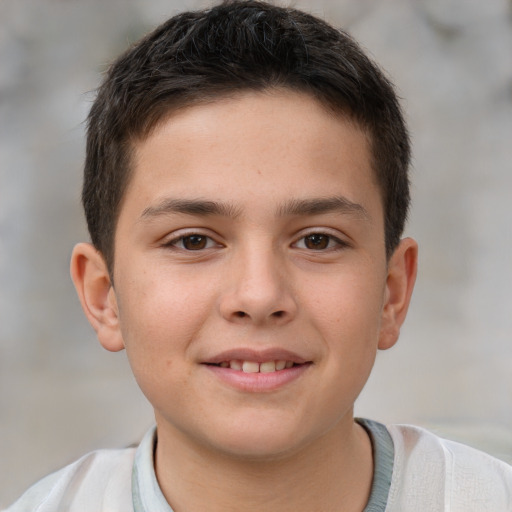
top-left (123, 90), bottom-right (381, 223)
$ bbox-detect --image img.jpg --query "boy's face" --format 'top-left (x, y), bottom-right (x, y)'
top-left (78, 90), bottom-right (416, 459)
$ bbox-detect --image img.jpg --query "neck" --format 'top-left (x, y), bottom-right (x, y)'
top-left (154, 414), bottom-right (373, 512)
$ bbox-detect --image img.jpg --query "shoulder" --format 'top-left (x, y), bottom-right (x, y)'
top-left (5, 447), bottom-right (136, 512)
top-left (385, 424), bottom-right (512, 511)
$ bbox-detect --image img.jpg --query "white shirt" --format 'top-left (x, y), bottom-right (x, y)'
top-left (5, 421), bottom-right (512, 511)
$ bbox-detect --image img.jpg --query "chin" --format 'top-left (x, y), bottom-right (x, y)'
top-left (200, 416), bottom-right (319, 461)
top-left (211, 434), bottom-right (303, 461)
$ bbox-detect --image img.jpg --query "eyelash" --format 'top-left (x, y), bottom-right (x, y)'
top-left (293, 232), bottom-right (349, 251)
top-left (163, 233), bottom-right (220, 251)
top-left (163, 231), bottom-right (348, 252)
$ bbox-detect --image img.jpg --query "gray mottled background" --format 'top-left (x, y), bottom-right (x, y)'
top-left (1, 0), bottom-right (511, 506)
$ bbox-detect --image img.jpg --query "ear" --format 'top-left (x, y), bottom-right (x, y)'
top-left (378, 237), bottom-right (418, 350)
top-left (70, 243), bottom-right (125, 352)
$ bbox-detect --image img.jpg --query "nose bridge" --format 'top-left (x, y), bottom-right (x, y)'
top-left (221, 237), bottom-right (296, 324)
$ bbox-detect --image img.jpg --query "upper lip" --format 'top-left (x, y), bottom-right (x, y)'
top-left (203, 348), bottom-right (310, 365)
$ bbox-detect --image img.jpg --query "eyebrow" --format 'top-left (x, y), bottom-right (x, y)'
top-left (140, 195), bottom-right (368, 221)
top-left (140, 198), bottom-right (242, 220)
top-left (277, 196), bottom-right (369, 219)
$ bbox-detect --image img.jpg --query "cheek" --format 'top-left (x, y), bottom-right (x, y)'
top-left (116, 266), bottom-right (225, 398)
top-left (120, 264), bottom-right (215, 328)
top-left (115, 271), bottom-right (212, 368)
top-left (304, 267), bottom-right (385, 332)
top-left (115, 281), bottom-right (200, 409)
top-left (309, 271), bottom-right (384, 394)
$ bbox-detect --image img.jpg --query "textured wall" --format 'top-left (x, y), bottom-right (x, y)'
top-left (1, 0), bottom-right (511, 506)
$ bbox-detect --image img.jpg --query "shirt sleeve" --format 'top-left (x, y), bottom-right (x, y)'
top-left (386, 424), bottom-right (512, 511)
top-left (4, 448), bottom-right (136, 512)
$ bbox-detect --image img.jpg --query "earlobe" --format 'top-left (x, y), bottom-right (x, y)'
top-left (70, 243), bottom-right (125, 352)
top-left (378, 238), bottom-right (418, 350)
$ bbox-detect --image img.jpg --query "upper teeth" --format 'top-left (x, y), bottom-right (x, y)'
top-left (219, 360), bottom-right (295, 372)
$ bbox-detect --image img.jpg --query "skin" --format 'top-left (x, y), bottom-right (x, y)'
top-left (71, 90), bottom-right (417, 512)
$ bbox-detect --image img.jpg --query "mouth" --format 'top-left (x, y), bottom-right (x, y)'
top-left (206, 360), bottom-right (300, 373)
top-left (202, 349), bottom-right (312, 391)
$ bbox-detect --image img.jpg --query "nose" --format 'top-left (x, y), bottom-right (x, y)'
top-left (218, 245), bottom-right (298, 326)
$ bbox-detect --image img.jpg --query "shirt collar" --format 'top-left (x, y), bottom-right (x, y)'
top-left (132, 419), bottom-right (394, 512)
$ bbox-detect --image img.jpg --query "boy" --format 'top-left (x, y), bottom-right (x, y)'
top-left (6, 1), bottom-right (511, 511)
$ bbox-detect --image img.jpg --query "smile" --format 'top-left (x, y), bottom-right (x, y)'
top-left (204, 356), bottom-right (312, 392)
top-left (213, 360), bottom-right (296, 373)
top-left (202, 348), bottom-right (312, 391)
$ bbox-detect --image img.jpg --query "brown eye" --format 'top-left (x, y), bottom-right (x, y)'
top-left (304, 234), bottom-right (330, 250)
top-left (182, 235), bottom-right (208, 250)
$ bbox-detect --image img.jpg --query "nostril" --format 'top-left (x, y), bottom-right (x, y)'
top-left (272, 310), bottom-right (285, 318)
top-left (235, 311), bottom-right (247, 318)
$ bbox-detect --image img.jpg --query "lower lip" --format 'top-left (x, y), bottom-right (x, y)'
top-left (204, 363), bottom-right (312, 392)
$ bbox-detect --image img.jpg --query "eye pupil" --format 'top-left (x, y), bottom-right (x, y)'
top-left (183, 235), bottom-right (207, 250)
top-left (305, 234), bottom-right (329, 250)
